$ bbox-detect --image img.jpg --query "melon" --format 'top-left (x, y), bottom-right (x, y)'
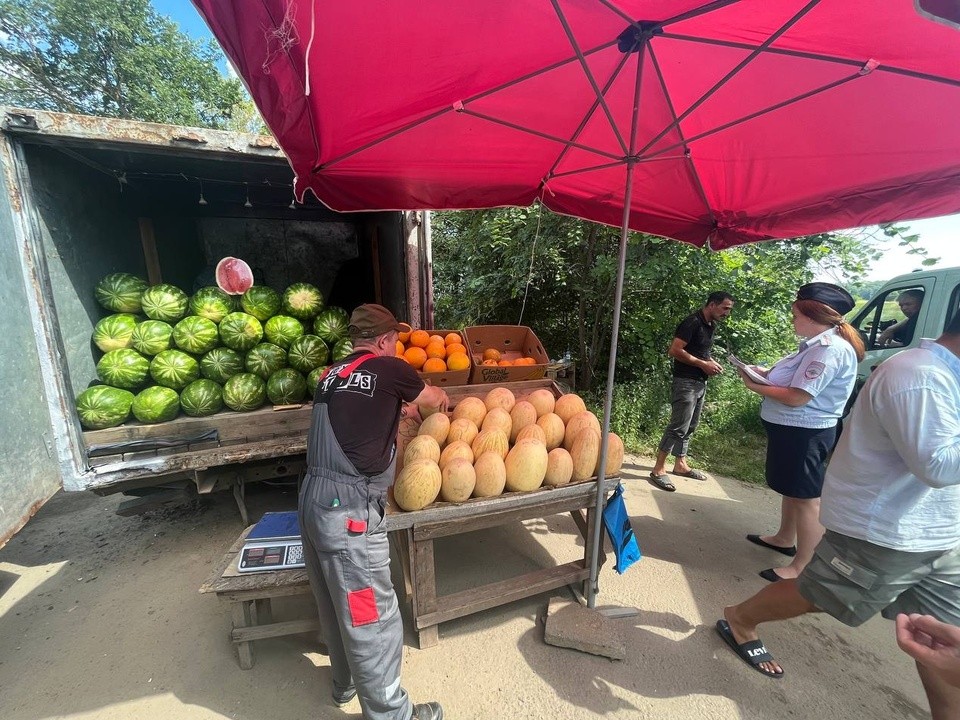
top-left (544, 448), bottom-right (574, 487)
top-left (418, 412), bottom-right (451, 447)
top-left (526, 388), bottom-right (556, 418)
top-left (563, 410), bottom-right (602, 451)
top-left (447, 418), bottom-right (479, 446)
top-left (515, 423), bottom-right (547, 445)
top-left (595, 432), bottom-right (625, 477)
top-left (404, 435), bottom-right (441, 465)
top-left (480, 407), bottom-right (512, 437)
top-left (393, 459), bottom-right (442, 511)
top-left (509, 400), bottom-right (538, 442)
top-left (504, 439), bottom-right (548, 492)
top-left (439, 440), bottom-right (474, 469)
top-left (440, 458), bottom-right (476, 503)
top-left (452, 396), bottom-right (486, 427)
top-left (471, 429), bottom-right (509, 460)
top-left (537, 412), bottom-right (566, 450)
top-left (216, 256), bottom-right (254, 295)
top-left (484, 386), bottom-right (516, 413)
top-left (570, 428), bottom-right (601, 482)
top-left (555, 393), bottom-right (587, 424)
top-left (473, 452), bottom-right (506, 497)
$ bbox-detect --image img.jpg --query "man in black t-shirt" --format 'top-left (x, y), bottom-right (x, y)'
top-left (299, 304), bottom-right (448, 720)
top-left (649, 292), bottom-right (735, 492)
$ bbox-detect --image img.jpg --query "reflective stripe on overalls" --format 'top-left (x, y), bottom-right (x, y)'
top-left (298, 353), bottom-right (411, 720)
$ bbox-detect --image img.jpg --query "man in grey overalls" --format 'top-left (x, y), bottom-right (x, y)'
top-left (299, 304), bottom-right (448, 720)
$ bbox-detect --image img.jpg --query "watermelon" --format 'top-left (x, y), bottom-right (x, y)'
top-left (200, 347), bottom-right (244, 384)
top-left (96, 349), bottom-right (150, 389)
top-left (240, 286), bottom-right (282, 321)
top-left (313, 306), bottom-right (350, 343)
top-left (267, 369), bottom-right (307, 405)
top-left (306, 365), bottom-right (329, 396)
top-left (245, 342), bottom-right (287, 380)
top-left (173, 316), bottom-right (220, 354)
top-left (75, 385), bottom-right (134, 429)
top-left (219, 312), bottom-right (263, 351)
top-left (150, 349), bottom-right (200, 390)
top-left (288, 334), bottom-right (329, 373)
top-left (264, 315), bottom-right (305, 349)
top-left (223, 373), bottom-right (266, 411)
top-left (92, 313), bottom-right (138, 353)
top-left (189, 286), bottom-right (234, 323)
top-left (131, 320), bottom-right (174, 356)
top-left (94, 273), bottom-right (148, 313)
top-left (180, 378), bottom-right (224, 417)
top-left (281, 283), bottom-right (324, 320)
top-left (140, 283), bottom-right (189, 323)
top-left (132, 385), bottom-right (180, 423)
top-left (332, 337), bottom-right (354, 362)
top-left (216, 257), bottom-right (254, 295)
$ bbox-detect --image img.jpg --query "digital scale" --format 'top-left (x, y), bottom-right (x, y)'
top-left (237, 511), bottom-right (306, 573)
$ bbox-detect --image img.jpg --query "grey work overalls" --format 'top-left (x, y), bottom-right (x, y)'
top-left (298, 354), bottom-right (411, 720)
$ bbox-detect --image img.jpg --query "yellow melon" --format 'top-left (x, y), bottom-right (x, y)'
top-left (526, 388), bottom-right (556, 418)
top-left (452, 396), bottom-right (487, 427)
top-left (537, 412), bottom-right (565, 451)
top-left (544, 447), bottom-right (574, 487)
top-left (418, 403), bottom-right (440, 419)
top-left (481, 406), bottom-right (512, 437)
top-left (471, 429), bottom-right (509, 459)
top-left (447, 417), bottom-right (479, 446)
top-left (404, 434), bottom-right (441, 466)
top-left (439, 440), bottom-right (474, 469)
top-left (393, 459), bottom-right (441, 511)
top-left (484, 386), bottom-right (516, 413)
top-left (440, 458), bottom-right (476, 502)
top-left (504, 439), bottom-right (548, 492)
top-left (570, 428), bottom-right (601, 482)
top-left (562, 410), bottom-right (602, 451)
top-left (509, 400), bottom-right (538, 443)
top-left (554, 393), bottom-right (587, 425)
top-left (418, 412), bottom-right (451, 447)
top-left (595, 432), bottom-right (625, 477)
top-left (473, 451), bottom-right (506, 497)
top-left (515, 423), bottom-right (547, 445)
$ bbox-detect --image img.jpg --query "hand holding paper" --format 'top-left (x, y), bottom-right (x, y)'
top-left (727, 354), bottom-right (773, 386)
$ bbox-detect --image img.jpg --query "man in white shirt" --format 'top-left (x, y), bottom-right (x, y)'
top-left (716, 311), bottom-right (960, 720)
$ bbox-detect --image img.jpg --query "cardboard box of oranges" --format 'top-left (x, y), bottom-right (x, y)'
top-left (396, 325), bottom-right (473, 386)
top-left (462, 325), bottom-right (550, 384)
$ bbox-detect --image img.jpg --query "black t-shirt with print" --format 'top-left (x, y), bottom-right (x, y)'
top-left (672, 310), bottom-right (715, 381)
top-left (316, 352), bottom-right (425, 475)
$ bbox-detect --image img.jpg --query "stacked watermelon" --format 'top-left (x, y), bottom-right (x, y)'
top-left (76, 273), bottom-right (352, 430)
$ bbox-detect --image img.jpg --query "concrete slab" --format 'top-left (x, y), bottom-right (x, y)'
top-left (544, 597), bottom-right (626, 660)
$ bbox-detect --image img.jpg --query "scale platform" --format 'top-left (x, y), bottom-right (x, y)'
top-left (238, 511), bottom-right (306, 573)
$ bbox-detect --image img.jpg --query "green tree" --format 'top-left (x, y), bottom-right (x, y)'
top-left (0, 0), bottom-right (244, 128)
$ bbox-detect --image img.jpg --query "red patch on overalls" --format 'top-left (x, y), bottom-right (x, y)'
top-left (346, 518), bottom-right (367, 533)
top-left (347, 587), bottom-right (379, 626)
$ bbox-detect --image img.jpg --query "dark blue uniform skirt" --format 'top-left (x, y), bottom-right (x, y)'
top-left (762, 419), bottom-right (837, 499)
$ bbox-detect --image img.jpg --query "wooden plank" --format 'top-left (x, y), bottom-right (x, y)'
top-left (231, 601), bottom-right (254, 670)
top-left (569, 508), bottom-right (588, 538)
top-left (415, 561), bottom-right (588, 629)
top-left (231, 618), bottom-right (321, 643)
top-left (218, 584), bottom-right (313, 603)
top-left (138, 217), bottom-right (162, 285)
top-left (412, 538), bottom-right (437, 618)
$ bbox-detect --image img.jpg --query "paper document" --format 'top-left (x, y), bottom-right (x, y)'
top-left (727, 354), bottom-right (773, 385)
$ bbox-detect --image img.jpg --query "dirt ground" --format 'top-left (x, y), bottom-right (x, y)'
top-left (0, 456), bottom-right (933, 720)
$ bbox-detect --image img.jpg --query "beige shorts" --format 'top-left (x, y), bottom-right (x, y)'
top-left (796, 530), bottom-right (960, 627)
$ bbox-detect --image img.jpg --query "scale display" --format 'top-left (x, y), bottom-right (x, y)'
top-left (237, 511), bottom-right (306, 573)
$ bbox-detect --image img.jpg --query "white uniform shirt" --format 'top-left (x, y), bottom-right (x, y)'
top-left (760, 328), bottom-right (858, 429)
top-left (820, 340), bottom-right (960, 552)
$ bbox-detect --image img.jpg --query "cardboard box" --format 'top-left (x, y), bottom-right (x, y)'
top-left (463, 325), bottom-right (551, 384)
top-left (417, 328), bottom-right (472, 387)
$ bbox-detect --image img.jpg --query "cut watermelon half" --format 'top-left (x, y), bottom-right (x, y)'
top-left (215, 257), bottom-right (254, 295)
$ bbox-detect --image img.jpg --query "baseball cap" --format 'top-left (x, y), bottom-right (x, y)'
top-left (348, 304), bottom-right (403, 339)
top-left (796, 282), bottom-right (855, 315)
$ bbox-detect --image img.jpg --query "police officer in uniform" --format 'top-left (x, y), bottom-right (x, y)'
top-left (299, 304), bottom-right (448, 720)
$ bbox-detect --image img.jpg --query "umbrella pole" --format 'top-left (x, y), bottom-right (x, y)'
top-left (585, 157), bottom-right (636, 608)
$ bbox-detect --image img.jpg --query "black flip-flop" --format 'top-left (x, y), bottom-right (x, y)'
top-left (674, 469), bottom-right (708, 481)
top-left (715, 619), bottom-right (784, 678)
top-left (648, 473), bottom-right (676, 492)
top-left (746, 534), bottom-right (797, 557)
top-left (758, 568), bottom-right (784, 583)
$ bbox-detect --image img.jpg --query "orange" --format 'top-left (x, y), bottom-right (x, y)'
top-left (482, 348), bottom-right (501, 362)
top-left (446, 352), bottom-right (470, 371)
top-left (425, 341), bottom-right (447, 360)
top-left (398, 323), bottom-right (412, 343)
top-left (429, 334), bottom-right (445, 346)
top-left (421, 357), bottom-right (447, 373)
top-left (444, 332), bottom-right (462, 346)
top-left (516, 357), bottom-right (536, 365)
top-left (498, 359), bottom-right (513, 366)
top-left (409, 329), bottom-right (431, 348)
top-left (396, 340), bottom-right (405, 356)
top-left (481, 359), bottom-right (499, 366)
top-left (446, 342), bottom-right (467, 357)
top-left (404, 346), bottom-right (427, 369)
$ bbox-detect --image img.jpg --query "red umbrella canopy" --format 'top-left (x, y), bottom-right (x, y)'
top-left (194, 0), bottom-right (960, 249)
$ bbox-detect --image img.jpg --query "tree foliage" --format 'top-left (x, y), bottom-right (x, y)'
top-left (0, 0), bottom-right (244, 128)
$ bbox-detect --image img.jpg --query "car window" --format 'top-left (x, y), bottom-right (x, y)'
top-left (946, 280), bottom-right (960, 333)
top-left (852, 285), bottom-right (926, 349)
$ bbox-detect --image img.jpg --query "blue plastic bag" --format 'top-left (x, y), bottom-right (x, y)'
top-left (602, 483), bottom-right (641, 574)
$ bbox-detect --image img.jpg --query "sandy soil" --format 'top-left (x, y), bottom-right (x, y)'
top-left (0, 456), bottom-right (932, 720)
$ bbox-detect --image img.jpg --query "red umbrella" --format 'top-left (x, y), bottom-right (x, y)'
top-left (193, 0), bottom-right (960, 606)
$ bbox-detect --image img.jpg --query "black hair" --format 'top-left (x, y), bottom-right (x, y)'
top-left (706, 291), bottom-right (735, 306)
top-left (898, 288), bottom-right (925, 302)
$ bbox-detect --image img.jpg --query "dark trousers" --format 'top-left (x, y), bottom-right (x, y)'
top-left (657, 376), bottom-right (706, 458)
